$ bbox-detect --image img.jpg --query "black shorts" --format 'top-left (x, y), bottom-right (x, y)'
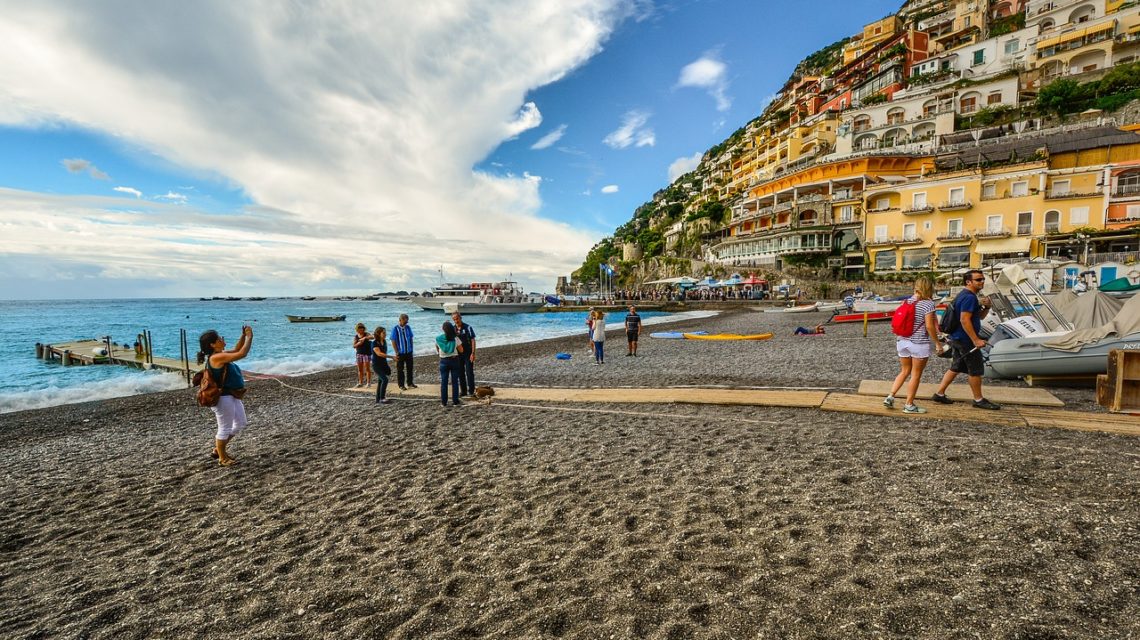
top-left (949, 339), bottom-right (985, 377)
top-left (627, 331), bottom-right (639, 342)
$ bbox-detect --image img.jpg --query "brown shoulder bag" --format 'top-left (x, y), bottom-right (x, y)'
top-left (192, 360), bottom-right (227, 408)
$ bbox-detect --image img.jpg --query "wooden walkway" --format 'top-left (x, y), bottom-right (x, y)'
top-left (39, 339), bottom-right (197, 378)
top-left (345, 383), bottom-right (1140, 437)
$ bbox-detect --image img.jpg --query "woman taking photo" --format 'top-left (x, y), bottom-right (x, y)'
top-left (436, 321), bottom-right (464, 406)
top-left (884, 275), bottom-right (942, 414)
top-left (198, 325), bottom-right (253, 466)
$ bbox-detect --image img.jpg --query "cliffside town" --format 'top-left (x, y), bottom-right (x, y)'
top-left (570, 0), bottom-right (1140, 292)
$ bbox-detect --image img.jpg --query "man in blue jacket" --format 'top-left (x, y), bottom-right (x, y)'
top-left (451, 311), bottom-right (476, 396)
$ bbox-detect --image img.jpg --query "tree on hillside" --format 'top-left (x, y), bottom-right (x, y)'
top-left (573, 237), bottom-right (619, 283)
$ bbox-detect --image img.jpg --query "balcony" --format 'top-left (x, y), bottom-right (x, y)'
top-left (866, 205), bottom-right (899, 213)
top-left (939, 200), bottom-right (973, 211)
top-left (865, 237), bottom-right (898, 248)
top-left (902, 204), bottom-right (935, 215)
top-left (974, 226), bottom-right (1012, 239)
top-left (936, 231), bottom-right (972, 242)
top-left (1112, 184), bottom-right (1140, 198)
top-left (1115, 32), bottom-right (1140, 46)
top-left (797, 193), bottom-right (830, 204)
top-left (1045, 190), bottom-right (1101, 200)
top-left (773, 201), bottom-right (794, 213)
top-left (897, 235), bottom-right (924, 246)
top-left (1017, 223), bottom-right (1034, 236)
top-left (772, 219), bottom-right (793, 229)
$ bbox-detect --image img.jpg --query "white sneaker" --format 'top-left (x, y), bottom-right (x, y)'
top-left (903, 404), bottom-right (927, 414)
top-left (883, 395), bottom-right (894, 408)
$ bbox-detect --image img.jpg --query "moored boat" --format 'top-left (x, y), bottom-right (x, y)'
top-left (286, 314), bottom-right (347, 323)
top-left (413, 281), bottom-right (544, 314)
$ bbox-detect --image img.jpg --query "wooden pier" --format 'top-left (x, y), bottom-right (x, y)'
top-left (36, 330), bottom-right (198, 385)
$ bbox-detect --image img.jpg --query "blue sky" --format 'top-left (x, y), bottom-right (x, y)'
top-left (0, 0), bottom-right (900, 299)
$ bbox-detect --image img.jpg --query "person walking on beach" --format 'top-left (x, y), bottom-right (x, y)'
top-left (436, 321), bottom-right (464, 406)
top-left (352, 323), bottom-right (373, 387)
top-left (624, 305), bottom-right (642, 356)
top-left (371, 326), bottom-right (396, 404)
top-left (591, 309), bottom-right (606, 365)
top-left (451, 311), bottom-right (476, 396)
top-left (884, 276), bottom-right (942, 414)
top-left (198, 325), bottom-right (252, 466)
top-left (391, 314), bottom-right (417, 390)
top-left (932, 270), bottom-right (1001, 410)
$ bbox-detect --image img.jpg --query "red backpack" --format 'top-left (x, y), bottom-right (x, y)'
top-left (890, 298), bottom-right (918, 337)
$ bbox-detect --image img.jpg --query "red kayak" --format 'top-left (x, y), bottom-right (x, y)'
top-left (831, 311), bottom-right (893, 323)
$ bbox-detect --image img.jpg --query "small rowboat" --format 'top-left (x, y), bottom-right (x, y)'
top-left (286, 314), bottom-right (347, 323)
top-left (830, 311), bottom-right (892, 324)
top-left (683, 332), bottom-right (774, 341)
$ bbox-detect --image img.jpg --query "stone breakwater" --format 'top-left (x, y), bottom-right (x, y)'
top-left (1, 310), bottom-right (1136, 639)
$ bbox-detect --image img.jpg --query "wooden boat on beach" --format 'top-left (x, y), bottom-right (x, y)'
top-left (830, 311), bottom-right (893, 323)
top-left (286, 314), bottom-right (347, 323)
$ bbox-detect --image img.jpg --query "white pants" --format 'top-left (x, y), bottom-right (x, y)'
top-left (211, 395), bottom-right (247, 441)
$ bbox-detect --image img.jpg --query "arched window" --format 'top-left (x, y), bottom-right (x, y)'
top-left (855, 133), bottom-right (878, 151)
top-left (882, 128), bottom-right (907, 147)
top-left (1045, 210), bottom-right (1061, 234)
top-left (1039, 19), bottom-right (1055, 35)
top-left (886, 107), bottom-right (905, 125)
top-left (853, 115), bottom-right (872, 133)
top-left (798, 209), bottom-right (818, 225)
top-left (959, 92), bottom-right (982, 114)
top-left (1068, 4), bottom-right (1096, 24)
top-left (922, 99), bottom-right (938, 117)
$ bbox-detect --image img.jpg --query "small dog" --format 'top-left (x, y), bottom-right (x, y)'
top-left (474, 385), bottom-right (495, 403)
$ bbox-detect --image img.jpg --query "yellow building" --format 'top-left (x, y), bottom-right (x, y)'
top-left (843, 16), bottom-right (904, 64)
top-left (711, 154), bottom-right (933, 270)
top-left (861, 132), bottom-right (1140, 274)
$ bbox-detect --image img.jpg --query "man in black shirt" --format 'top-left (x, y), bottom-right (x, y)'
top-left (451, 311), bottom-right (477, 396)
top-left (624, 305), bottom-right (642, 356)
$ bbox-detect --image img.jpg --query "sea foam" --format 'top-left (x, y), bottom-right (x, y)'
top-left (0, 371), bottom-right (188, 415)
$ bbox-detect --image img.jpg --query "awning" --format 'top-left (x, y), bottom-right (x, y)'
top-left (976, 236), bottom-right (1032, 254)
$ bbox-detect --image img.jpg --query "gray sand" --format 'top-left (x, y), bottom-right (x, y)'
top-left (2, 309), bottom-right (1137, 639)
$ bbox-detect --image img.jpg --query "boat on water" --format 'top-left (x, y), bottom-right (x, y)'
top-left (286, 314), bottom-right (347, 323)
top-left (246, 296), bottom-right (266, 301)
top-left (412, 281), bottom-right (544, 314)
top-left (300, 296), bottom-right (317, 301)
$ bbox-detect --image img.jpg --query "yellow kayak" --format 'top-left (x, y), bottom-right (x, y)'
top-left (683, 332), bottom-right (773, 341)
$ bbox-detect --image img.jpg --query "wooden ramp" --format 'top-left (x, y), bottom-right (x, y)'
top-left (856, 380), bottom-right (1064, 407)
top-left (345, 385), bottom-right (1140, 437)
top-left (41, 339), bottom-right (196, 376)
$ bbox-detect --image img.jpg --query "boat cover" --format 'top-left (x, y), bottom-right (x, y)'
top-left (1065, 291), bottom-right (1123, 330)
top-left (1044, 293), bottom-right (1140, 352)
top-left (1099, 276), bottom-right (1140, 292)
top-left (1049, 289), bottom-right (1079, 316)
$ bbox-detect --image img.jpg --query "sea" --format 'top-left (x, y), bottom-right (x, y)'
top-left (0, 298), bottom-right (695, 414)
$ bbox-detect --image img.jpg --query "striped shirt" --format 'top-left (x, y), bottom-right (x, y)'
top-left (391, 324), bottom-right (414, 354)
top-left (905, 297), bottom-right (937, 344)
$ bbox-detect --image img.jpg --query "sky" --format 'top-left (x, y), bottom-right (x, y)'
top-left (0, 0), bottom-right (900, 299)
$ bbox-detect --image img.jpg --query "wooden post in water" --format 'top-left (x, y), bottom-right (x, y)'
top-left (62, 350), bottom-right (71, 366)
top-left (146, 330), bottom-right (154, 365)
top-left (35, 343), bottom-right (43, 359)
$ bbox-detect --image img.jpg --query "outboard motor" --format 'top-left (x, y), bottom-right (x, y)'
top-left (987, 316), bottom-right (1045, 347)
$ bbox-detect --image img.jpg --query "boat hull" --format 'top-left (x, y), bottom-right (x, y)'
top-left (985, 332), bottom-right (1140, 378)
top-left (831, 311), bottom-right (892, 323)
top-left (286, 314), bottom-right (346, 323)
top-left (683, 333), bottom-right (773, 341)
top-left (412, 297), bottom-right (543, 314)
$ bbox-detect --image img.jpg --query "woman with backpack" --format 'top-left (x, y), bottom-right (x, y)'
top-left (884, 276), bottom-right (943, 414)
top-left (198, 325), bottom-right (253, 466)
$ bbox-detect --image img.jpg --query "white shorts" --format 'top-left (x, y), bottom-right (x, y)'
top-left (896, 338), bottom-right (932, 359)
top-left (211, 395), bottom-right (248, 440)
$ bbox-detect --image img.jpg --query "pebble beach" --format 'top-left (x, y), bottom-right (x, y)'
top-left (2, 308), bottom-right (1138, 639)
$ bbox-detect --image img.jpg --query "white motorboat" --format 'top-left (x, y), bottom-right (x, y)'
top-left (852, 298), bottom-right (904, 313)
top-left (412, 281), bottom-right (544, 314)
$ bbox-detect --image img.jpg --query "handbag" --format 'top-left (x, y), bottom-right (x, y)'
top-left (192, 361), bottom-right (228, 407)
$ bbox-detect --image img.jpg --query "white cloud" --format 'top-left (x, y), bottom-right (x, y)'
top-left (62, 158), bottom-right (110, 180)
top-left (668, 151), bottom-right (702, 183)
top-left (603, 110), bottom-right (655, 149)
top-left (113, 186), bottom-right (142, 198)
top-left (676, 53), bottom-right (730, 112)
top-left (530, 124), bottom-right (567, 150)
top-left (0, 1), bottom-right (644, 295)
top-left (156, 191), bottom-right (188, 202)
top-left (600, 184), bottom-right (618, 194)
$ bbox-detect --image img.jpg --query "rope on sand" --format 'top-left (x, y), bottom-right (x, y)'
top-left (489, 401), bottom-right (785, 425)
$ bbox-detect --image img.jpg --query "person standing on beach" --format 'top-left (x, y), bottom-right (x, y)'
top-left (352, 323), bottom-right (373, 387)
top-left (198, 325), bottom-right (252, 466)
top-left (931, 270), bottom-right (1001, 410)
top-left (371, 326), bottom-right (396, 404)
top-left (624, 305), bottom-right (642, 356)
top-left (591, 309), bottom-right (606, 365)
top-left (436, 321), bottom-right (463, 406)
top-left (451, 311), bottom-right (476, 396)
top-left (884, 276), bottom-right (942, 414)
top-left (391, 314), bottom-right (417, 390)
top-left (585, 307), bottom-right (595, 355)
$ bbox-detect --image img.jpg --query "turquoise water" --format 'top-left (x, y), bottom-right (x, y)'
top-left (0, 298), bottom-right (672, 414)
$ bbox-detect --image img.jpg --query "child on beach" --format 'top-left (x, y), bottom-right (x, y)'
top-left (197, 325), bottom-right (253, 466)
top-left (371, 326), bottom-right (396, 404)
top-left (436, 321), bottom-right (464, 406)
top-left (353, 323), bottom-right (373, 388)
top-left (591, 310), bottom-right (606, 365)
top-left (884, 276), bottom-right (943, 414)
